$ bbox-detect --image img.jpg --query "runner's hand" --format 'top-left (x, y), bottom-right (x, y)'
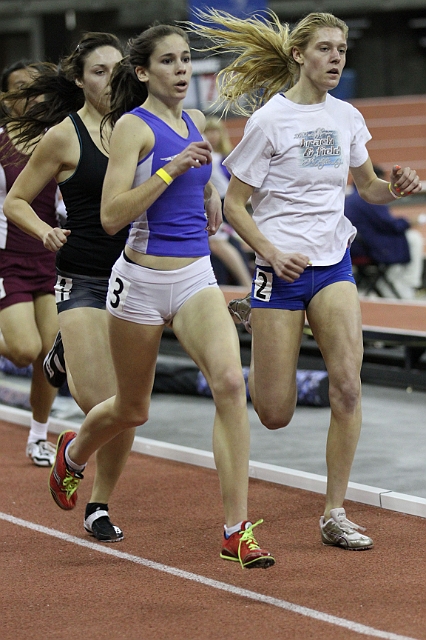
top-left (43, 227), bottom-right (71, 252)
top-left (269, 250), bottom-right (311, 283)
top-left (390, 165), bottom-right (422, 197)
top-left (167, 141), bottom-right (212, 177)
top-left (205, 186), bottom-right (222, 236)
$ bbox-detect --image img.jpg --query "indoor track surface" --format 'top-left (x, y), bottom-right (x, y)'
top-left (1, 419), bottom-right (425, 640)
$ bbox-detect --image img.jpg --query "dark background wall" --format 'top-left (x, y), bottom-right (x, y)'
top-left (1, 2), bottom-right (426, 100)
top-left (346, 10), bottom-right (426, 98)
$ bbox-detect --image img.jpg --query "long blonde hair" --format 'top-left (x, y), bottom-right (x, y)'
top-left (204, 116), bottom-right (233, 155)
top-left (186, 9), bottom-right (348, 116)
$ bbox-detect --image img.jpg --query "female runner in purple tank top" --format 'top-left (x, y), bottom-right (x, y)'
top-left (46, 24), bottom-right (275, 569)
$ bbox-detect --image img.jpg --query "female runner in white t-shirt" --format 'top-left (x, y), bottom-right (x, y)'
top-left (190, 9), bottom-right (422, 550)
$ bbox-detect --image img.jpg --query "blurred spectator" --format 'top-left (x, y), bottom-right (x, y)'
top-left (345, 166), bottom-right (425, 299)
top-left (204, 116), bottom-right (253, 288)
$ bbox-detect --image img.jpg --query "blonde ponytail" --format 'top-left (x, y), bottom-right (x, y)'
top-left (186, 9), bottom-right (348, 116)
top-left (187, 9), bottom-right (293, 116)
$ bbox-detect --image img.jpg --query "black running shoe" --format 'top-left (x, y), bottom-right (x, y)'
top-left (43, 331), bottom-right (67, 388)
top-left (84, 503), bottom-right (124, 543)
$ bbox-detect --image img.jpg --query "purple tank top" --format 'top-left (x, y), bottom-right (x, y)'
top-left (126, 108), bottom-right (211, 257)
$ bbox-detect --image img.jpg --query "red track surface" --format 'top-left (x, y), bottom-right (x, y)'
top-left (221, 285), bottom-right (426, 336)
top-left (1, 420), bottom-right (425, 640)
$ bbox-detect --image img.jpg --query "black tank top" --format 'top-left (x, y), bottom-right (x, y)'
top-left (57, 112), bottom-right (128, 277)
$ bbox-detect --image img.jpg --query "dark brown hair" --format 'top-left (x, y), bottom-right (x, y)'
top-left (0, 32), bottom-right (124, 149)
top-left (105, 24), bottom-right (189, 130)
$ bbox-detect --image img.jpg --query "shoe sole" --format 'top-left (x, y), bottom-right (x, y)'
top-left (84, 526), bottom-right (124, 543)
top-left (228, 308), bottom-right (246, 324)
top-left (220, 553), bottom-right (275, 569)
top-left (43, 333), bottom-right (67, 388)
top-left (228, 305), bottom-right (252, 334)
top-left (29, 457), bottom-right (54, 467)
top-left (48, 431), bottom-right (78, 510)
top-left (43, 364), bottom-right (66, 388)
top-left (322, 541), bottom-right (374, 550)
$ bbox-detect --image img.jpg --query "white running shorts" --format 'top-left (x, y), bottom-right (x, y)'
top-left (107, 253), bottom-right (218, 325)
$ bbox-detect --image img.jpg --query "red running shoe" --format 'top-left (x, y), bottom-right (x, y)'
top-left (49, 431), bottom-right (82, 510)
top-left (220, 519), bottom-right (275, 569)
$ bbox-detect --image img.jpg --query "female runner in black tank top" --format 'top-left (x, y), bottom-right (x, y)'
top-left (2, 33), bottom-right (133, 543)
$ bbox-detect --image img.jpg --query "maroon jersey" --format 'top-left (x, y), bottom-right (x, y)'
top-left (0, 128), bottom-right (58, 254)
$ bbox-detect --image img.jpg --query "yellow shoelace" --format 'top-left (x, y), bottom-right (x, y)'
top-left (62, 471), bottom-right (81, 498)
top-left (238, 518), bottom-right (263, 564)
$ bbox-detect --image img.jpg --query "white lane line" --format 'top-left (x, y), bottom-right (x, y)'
top-left (0, 512), bottom-right (419, 640)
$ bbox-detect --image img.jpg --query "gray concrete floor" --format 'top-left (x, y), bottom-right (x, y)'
top-left (46, 375), bottom-right (426, 500)
top-left (2, 352), bottom-right (425, 500)
top-left (138, 385), bottom-right (426, 498)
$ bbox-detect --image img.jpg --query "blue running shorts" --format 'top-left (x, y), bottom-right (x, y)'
top-left (251, 248), bottom-right (356, 311)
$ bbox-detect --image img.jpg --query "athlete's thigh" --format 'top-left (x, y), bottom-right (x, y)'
top-left (0, 301), bottom-right (40, 353)
top-left (307, 281), bottom-right (363, 380)
top-left (172, 286), bottom-right (241, 379)
top-left (59, 306), bottom-right (117, 406)
top-left (107, 312), bottom-right (163, 410)
top-left (33, 293), bottom-right (59, 354)
top-left (251, 307), bottom-right (305, 408)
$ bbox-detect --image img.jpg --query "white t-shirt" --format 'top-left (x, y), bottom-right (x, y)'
top-left (224, 93), bottom-right (371, 266)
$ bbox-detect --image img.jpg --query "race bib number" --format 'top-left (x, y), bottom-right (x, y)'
top-left (253, 268), bottom-right (273, 302)
top-left (107, 274), bottom-right (131, 312)
top-left (54, 276), bottom-right (73, 303)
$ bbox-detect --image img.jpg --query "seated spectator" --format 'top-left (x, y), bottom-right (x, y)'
top-left (345, 166), bottom-right (425, 299)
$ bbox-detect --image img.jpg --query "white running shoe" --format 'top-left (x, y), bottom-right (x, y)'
top-left (26, 440), bottom-right (56, 467)
top-left (320, 508), bottom-right (373, 550)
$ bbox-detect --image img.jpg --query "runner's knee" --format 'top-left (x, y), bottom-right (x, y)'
top-left (257, 403), bottom-right (295, 431)
top-left (113, 400), bottom-right (149, 430)
top-left (7, 341), bottom-right (41, 368)
top-left (209, 367), bottom-right (246, 403)
top-left (329, 377), bottom-right (361, 415)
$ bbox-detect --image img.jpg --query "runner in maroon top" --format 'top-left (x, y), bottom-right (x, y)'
top-left (0, 60), bottom-right (60, 467)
